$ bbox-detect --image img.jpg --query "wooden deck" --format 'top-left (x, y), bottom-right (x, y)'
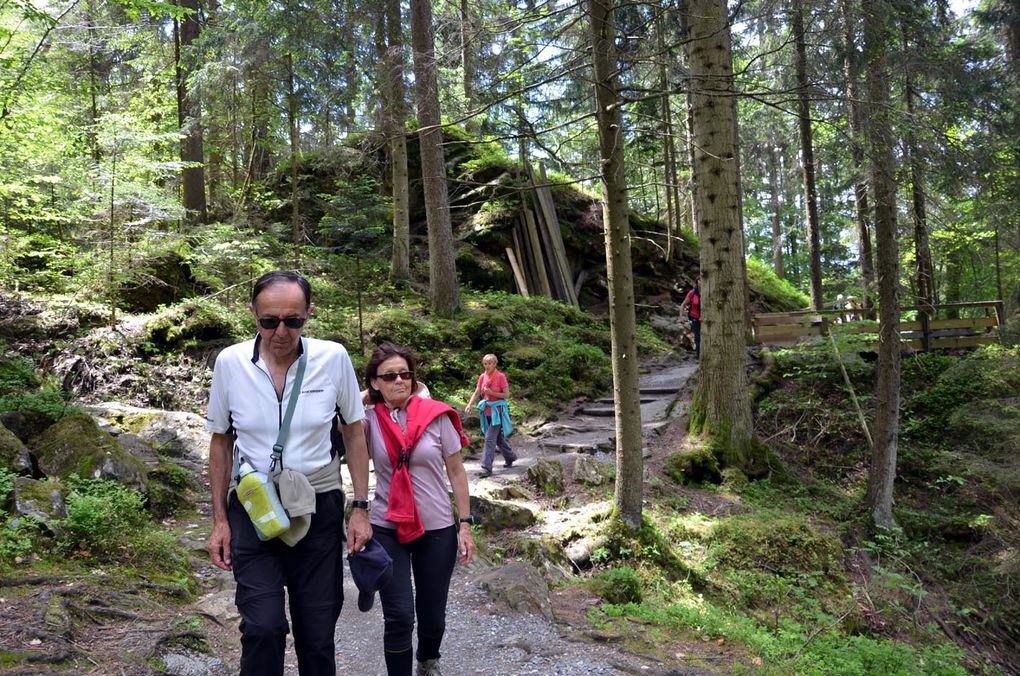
top-left (751, 301), bottom-right (1003, 350)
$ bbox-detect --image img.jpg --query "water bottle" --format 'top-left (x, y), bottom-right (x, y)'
top-left (237, 460), bottom-right (290, 541)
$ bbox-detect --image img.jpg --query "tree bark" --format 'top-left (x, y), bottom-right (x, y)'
top-left (841, 0), bottom-right (876, 312)
top-left (176, 0), bottom-right (207, 225)
top-left (383, 0), bottom-right (410, 283)
top-left (901, 18), bottom-right (936, 328)
top-left (589, 0), bottom-right (644, 531)
top-left (862, 0), bottom-right (901, 531)
top-left (286, 52), bottom-right (300, 268)
top-left (768, 143), bottom-right (785, 279)
top-left (460, 0), bottom-right (474, 113)
top-left (793, 0), bottom-right (823, 309)
top-left (684, 0), bottom-right (755, 468)
top-left (410, 0), bottom-right (460, 316)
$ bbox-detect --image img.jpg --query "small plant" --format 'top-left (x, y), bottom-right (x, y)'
top-left (60, 476), bottom-right (148, 558)
top-left (590, 566), bottom-right (642, 604)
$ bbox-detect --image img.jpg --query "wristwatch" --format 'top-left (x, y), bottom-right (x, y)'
top-left (351, 500), bottom-right (369, 510)
top-left (459, 515), bottom-right (476, 525)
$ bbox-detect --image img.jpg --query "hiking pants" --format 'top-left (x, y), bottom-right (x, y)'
top-left (228, 489), bottom-right (345, 676)
top-left (481, 423), bottom-right (516, 472)
top-left (691, 318), bottom-right (701, 359)
top-left (374, 525), bottom-right (458, 675)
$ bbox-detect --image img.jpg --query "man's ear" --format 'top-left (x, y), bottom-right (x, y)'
top-left (308, 303), bottom-right (316, 316)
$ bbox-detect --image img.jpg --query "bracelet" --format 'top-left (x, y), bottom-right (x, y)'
top-left (351, 500), bottom-right (369, 510)
top-left (459, 515), bottom-right (476, 525)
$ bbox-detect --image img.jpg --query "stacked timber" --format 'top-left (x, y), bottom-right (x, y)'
top-left (504, 162), bottom-right (579, 308)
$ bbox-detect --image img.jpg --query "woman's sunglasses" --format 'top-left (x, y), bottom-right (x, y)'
top-left (376, 371), bottom-right (413, 382)
top-left (258, 316), bottom-right (307, 330)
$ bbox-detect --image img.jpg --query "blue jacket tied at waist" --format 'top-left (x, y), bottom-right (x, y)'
top-left (476, 399), bottom-right (513, 438)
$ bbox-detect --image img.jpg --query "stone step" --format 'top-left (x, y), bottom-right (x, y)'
top-left (577, 406), bottom-right (616, 417)
top-left (639, 386), bottom-right (681, 396)
top-left (595, 397), bottom-right (656, 405)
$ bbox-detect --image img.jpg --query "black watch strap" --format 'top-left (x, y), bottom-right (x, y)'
top-left (351, 499), bottom-right (369, 510)
top-left (459, 515), bottom-right (475, 525)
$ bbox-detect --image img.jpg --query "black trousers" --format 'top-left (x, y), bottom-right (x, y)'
top-left (691, 318), bottom-right (701, 358)
top-left (374, 525), bottom-right (458, 674)
top-left (228, 489), bottom-right (345, 676)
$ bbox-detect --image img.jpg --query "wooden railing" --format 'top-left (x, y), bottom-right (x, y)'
top-left (751, 301), bottom-right (1004, 350)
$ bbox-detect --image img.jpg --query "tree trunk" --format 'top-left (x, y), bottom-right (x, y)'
top-left (768, 143), bottom-right (785, 279)
top-left (460, 0), bottom-right (474, 113)
top-left (901, 19), bottom-right (936, 328)
top-left (655, 5), bottom-right (677, 259)
top-left (287, 53), bottom-right (300, 267)
top-left (176, 0), bottom-right (207, 225)
top-left (841, 0), bottom-right (876, 312)
top-left (793, 0), bottom-right (823, 310)
top-left (684, 0), bottom-right (755, 468)
top-left (410, 0), bottom-right (460, 316)
top-left (862, 0), bottom-right (901, 531)
top-left (589, 0), bottom-right (644, 531)
top-left (383, 0), bottom-right (410, 283)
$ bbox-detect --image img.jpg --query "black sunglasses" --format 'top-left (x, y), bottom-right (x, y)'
top-left (376, 371), bottom-right (413, 382)
top-left (258, 315), bottom-right (307, 330)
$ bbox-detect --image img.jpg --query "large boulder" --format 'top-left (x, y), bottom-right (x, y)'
top-left (471, 494), bottom-right (537, 533)
top-left (0, 423), bottom-right (34, 474)
top-left (0, 410), bottom-right (56, 444)
top-left (29, 413), bottom-right (148, 491)
top-left (475, 562), bottom-right (553, 620)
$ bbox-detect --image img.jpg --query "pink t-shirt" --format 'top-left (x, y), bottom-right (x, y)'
top-left (364, 407), bottom-right (464, 531)
top-left (477, 370), bottom-right (509, 402)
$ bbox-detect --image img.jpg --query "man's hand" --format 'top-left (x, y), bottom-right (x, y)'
top-left (347, 508), bottom-right (373, 553)
top-left (207, 520), bottom-right (232, 571)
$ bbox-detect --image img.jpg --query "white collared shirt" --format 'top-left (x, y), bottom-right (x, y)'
top-left (205, 335), bottom-right (365, 474)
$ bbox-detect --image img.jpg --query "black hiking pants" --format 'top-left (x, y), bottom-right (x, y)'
top-left (228, 489), bottom-right (345, 676)
top-left (374, 524), bottom-right (458, 675)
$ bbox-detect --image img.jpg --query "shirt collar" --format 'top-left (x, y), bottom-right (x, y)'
top-left (251, 333), bottom-right (306, 364)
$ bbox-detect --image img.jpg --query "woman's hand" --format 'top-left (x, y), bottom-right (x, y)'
top-left (457, 523), bottom-right (474, 565)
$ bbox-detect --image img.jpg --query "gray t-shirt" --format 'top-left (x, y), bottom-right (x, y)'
top-left (364, 406), bottom-right (463, 531)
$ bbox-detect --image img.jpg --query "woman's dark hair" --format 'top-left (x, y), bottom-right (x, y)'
top-left (251, 271), bottom-right (312, 309)
top-left (365, 342), bottom-right (418, 404)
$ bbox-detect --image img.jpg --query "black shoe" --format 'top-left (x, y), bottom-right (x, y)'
top-left (479, 468), bottom-right (492, 478)
top-left (504, 458), bottom-right (515, 468)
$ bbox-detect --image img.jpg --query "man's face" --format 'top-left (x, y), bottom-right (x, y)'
top-left (249, 281), bottom-right (311, 361)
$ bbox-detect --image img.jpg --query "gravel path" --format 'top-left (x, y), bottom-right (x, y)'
top-left (325, 561), bottom-right (669, 676)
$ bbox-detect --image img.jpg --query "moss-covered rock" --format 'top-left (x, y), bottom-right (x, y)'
top-left (118, 252), bottom-right (204, 313)
top-left (29, 413), bottom-right (148, 491)
top-left (146, 460), bottom-right (197, 518)
top-left (13, 476), bottom-right (66, 533)
top-left (527, 458), bottom-right (565, 496)
top-left (665, 446), bottom-right (722, 485)
top-left (0, 424), bottom-right (33, 474)
top-left (143, 299), bottom-right (237, 350)
top-left (471, 494), bottom-right (537, 532)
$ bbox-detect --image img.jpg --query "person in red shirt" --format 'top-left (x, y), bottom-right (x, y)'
top-left (464, 354), bottom-right (517, 478)
top-left (678, 276), bottom-right (701, 359)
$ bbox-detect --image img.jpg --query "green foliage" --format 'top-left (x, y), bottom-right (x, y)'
top-left (590, 566), bottom-right (642, 604)
top-left (707, 514), bottom-right (845, 581)
top-left (746, 257), bottom-right (810, 311)
top-left (60, 476), bottom-right (148, 558)
top-left (0, 348), bottom-right (75, 419)
top-left (0, 517), bottom-right (42, 569)
top-left (0, 467), bottom-right (14, 507)
top-left (317, 175), bottom-right (390, 253)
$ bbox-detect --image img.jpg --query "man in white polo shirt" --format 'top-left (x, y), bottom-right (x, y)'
top-left (205, 270), bottom-right (372, 676)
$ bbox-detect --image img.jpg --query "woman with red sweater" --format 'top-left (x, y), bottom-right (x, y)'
top-left (362, 343), bottom-right (474, 676)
